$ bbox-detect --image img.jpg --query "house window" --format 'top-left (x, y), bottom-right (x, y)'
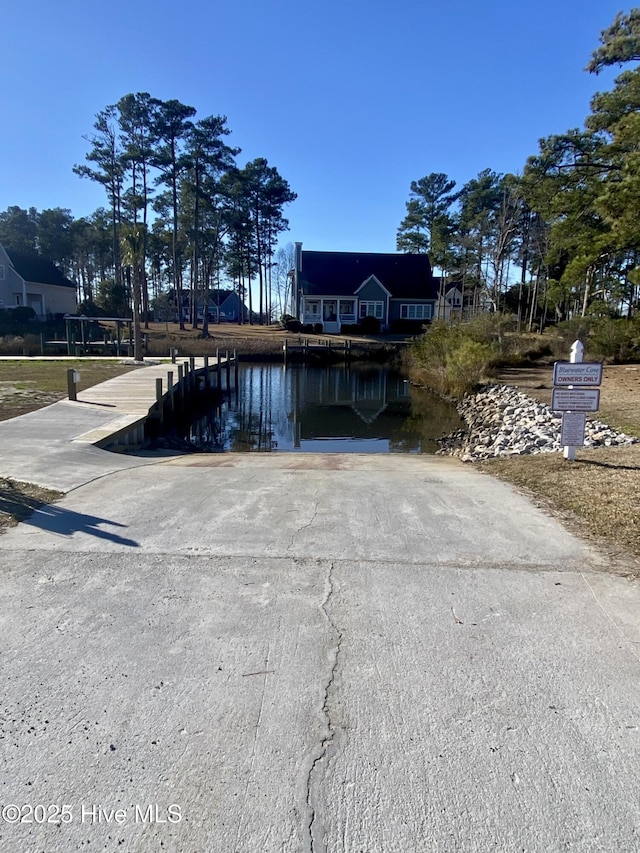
top-left (0, 264), bottom-right (5, 280)
top-left (339, 300), bottom-right (355, 317)
top-left (305, 299), bottom-right (320, 317)
top-left (359, 301), bottom-right (383, 319)
top-left (401, 304), bottom-right (432, 320)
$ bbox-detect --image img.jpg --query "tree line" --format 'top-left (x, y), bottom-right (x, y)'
top-left (0, 92), bottom-right (296, 355)
top-left (397, 9), bottom-right (640, 330)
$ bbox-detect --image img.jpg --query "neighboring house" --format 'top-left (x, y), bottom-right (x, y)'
top-left (0, 243), bottom-right (77, 318)
top-left (445, 284), bottom-right (463, 311)
top-left (293, 244), bottom-right (439, 333)
top-left (176, 289), bottom-right (251, 323)
top-left (434, 283), bottom-right (464, 321)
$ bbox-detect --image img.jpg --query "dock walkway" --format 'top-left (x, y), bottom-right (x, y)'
top-left (72, 354), bottom-right (236, 449)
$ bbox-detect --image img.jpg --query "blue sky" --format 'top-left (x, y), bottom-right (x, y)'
top-left (2, 0), bottom-right (625, 255)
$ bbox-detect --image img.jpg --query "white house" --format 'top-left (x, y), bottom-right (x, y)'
top-left (433, 284), bottom-right (464, 321)
top-left (0, 243), bottom-right (77, 318)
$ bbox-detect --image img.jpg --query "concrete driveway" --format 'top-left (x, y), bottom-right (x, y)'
top-left (1, 449), bottom-right (640, 852)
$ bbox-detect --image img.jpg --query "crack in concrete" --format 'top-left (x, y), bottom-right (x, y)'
top-left (305, 560), bottom-right (342, 853)
top-left (287, 492), bottom-right (319, 552)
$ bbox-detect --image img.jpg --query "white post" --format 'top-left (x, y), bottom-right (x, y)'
top-left (563, 339), bottom-right (584, 461)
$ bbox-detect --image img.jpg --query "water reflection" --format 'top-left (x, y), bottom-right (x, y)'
top-left (169, 363), bottom-right (462, 454)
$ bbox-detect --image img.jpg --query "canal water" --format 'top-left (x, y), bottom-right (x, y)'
top-left (156, 363), bottom-right (463, 454)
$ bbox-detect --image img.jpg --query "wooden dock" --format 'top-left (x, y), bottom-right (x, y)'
top-left (71, 352), bottom-right (238, 450)
top-left (283, 338), bottom-right (352, 361)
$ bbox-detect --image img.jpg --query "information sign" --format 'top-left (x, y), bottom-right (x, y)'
top-left (553, 361), bottom-right (603, 386)
top-left (561, 412), bottom-right (586, 447)
top-left (551, 388), bottom-right (600, 412)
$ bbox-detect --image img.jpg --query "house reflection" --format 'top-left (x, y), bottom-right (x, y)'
top-left (288, 364), bottom-right (415, 452)
top-left (173, 363), bottom-right (462, 454)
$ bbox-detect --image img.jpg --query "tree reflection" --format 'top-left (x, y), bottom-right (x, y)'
top-left (170, 363), bottom-right (462, 453)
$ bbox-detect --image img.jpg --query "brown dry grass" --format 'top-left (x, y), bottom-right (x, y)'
top-left (0, 477), bottom-right (62, 532)
top-left (0, 360), bottom-right (139, 421)
top-left (486, 363), bottom-right (640, 567)
top-left (107, 321), bottom-right (387, 358)
top-left (495, 363), bottom-right (640, 437)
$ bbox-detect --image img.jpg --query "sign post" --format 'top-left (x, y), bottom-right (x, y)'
top-left (564, 340), bottom-right (583, 461)
top-left (551, 340), bottom-right (603, 462)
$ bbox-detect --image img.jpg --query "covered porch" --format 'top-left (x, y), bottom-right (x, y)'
top-left (300, 297), bottom-right (356, 333)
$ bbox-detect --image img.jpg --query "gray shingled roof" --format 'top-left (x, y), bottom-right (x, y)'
top-left (6, 250), bottom-right (75, 288)
top-left (300, 251), bottom-right (438, 300)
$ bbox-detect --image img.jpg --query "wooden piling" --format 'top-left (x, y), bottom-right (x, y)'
top-left (155, 377), bottom-right (164, 423)
top-left (177, 363), bottom-right (185, 411)
top-left (66, 368), bottom-right (77, 402)
top-left (167, 370), bottom-right (174, 412)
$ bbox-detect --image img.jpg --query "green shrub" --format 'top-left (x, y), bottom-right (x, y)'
top-left (464, 312), bottom-right (516, 345)
top-left (445, 339), bottom-right (493, 396)
top-left (589, 317), bottom-right (640, 363)
top-left (408, 321), bottom-right (493, 397)
top-left (548, 317), bottom-right (594, 358)
top-left (546, 316), bottom-right (640, 363)
top-left (9, 306), bottom-right (36, 323)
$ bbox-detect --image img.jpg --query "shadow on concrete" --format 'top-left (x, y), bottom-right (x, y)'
top-left (23, 504), bottom-right (140, 547)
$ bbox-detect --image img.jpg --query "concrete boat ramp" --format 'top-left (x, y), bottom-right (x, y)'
top-left (1, 363), bottom-right (640, 852)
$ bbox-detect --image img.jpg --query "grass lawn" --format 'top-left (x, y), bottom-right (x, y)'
top-left (0, 359), bottom-right (140, 421)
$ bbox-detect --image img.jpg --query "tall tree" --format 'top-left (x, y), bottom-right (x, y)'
top-left (120, 223), bottom-right (145, 361)
top-left (587, 9), bottom-right (640, 73)
top-left (38, 208), bottom-right (74, 274)
top-left (222, 168), bottom-right (255, 324)
top-left (117, 93), bottom-right (158, 326)
top-left (273, 243), bottom-right (296, 318)
top-left (456, 169), bottom-right (504, 307)
top-left (239, 159), bottom-right (296, 324)
top-left (74, 106), bottom-right (125, 288)
top-left (0, 206), bottom-right (38, 253)
top-left (396, 172), bottom-right (459, 265)
top-left (151, 98), bottom-right (196, 329)
top-left (183, 114), bottom-right (239, 335)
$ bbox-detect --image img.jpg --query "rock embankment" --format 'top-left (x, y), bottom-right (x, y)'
top-left (438, 384), bottom-right (637, 462)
